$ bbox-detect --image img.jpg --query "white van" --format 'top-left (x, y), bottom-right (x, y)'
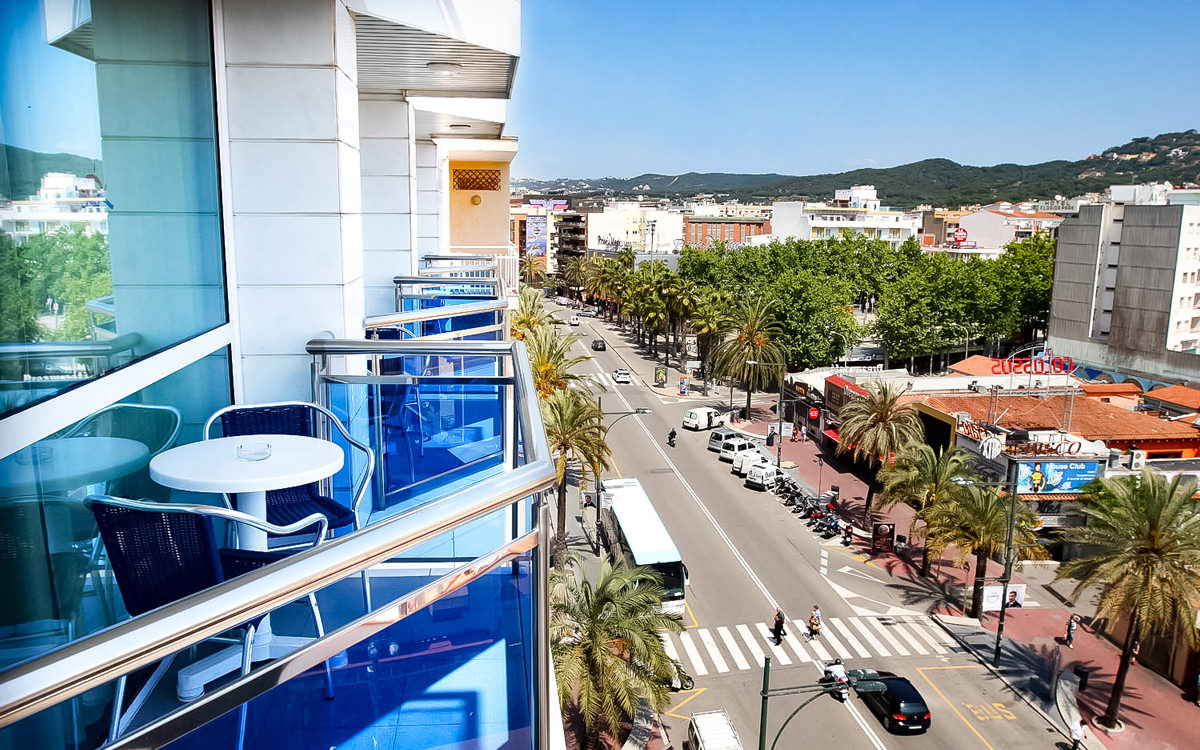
top-left (745, 462), bottom-right (782, 491)
top-left (689, 710), bottom-right (742, 750)
top-left (706, 428), bottom-right (739, 452)
top-left (731, 449), bottom-right (762, 476)
top-left (683, 406), bottom-right (723, 431)
top-left (718, 437), bottom-right (756, 462)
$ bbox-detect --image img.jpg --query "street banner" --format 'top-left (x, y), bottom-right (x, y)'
top-left (780, 422), bottom-right (794, 437)
top-left (654, 366), bottom-right (667, 387)
top-left (525, 215), bottom-right (548, 257)
top-left (679, 376), bottom-right (688, 395)
top-left (982, 583), bottom-right (1028, 611)
top-left (1015, 461), bottom-right (1100, 494)
top-left (872, 522), bottom-right (895, 554)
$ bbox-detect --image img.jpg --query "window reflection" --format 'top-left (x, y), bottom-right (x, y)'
top-left (0, 0), bottom-right (225, 418)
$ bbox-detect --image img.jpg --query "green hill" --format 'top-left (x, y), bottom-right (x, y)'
top-left (0, 144), bottom-right (102, 200)
top-left (513, 130), bottom-right (1200, 208)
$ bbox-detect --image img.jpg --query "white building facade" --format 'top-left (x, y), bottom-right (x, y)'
top-left (770, 197), bottom-right (920, 249)
top-left (586, 200), bottom-right (686, 255)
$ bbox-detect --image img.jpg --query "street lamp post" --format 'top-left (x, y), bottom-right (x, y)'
top-left (747, 360), bottom-right (787, 468)
top-left (592, 403), bottom-right (651, 554)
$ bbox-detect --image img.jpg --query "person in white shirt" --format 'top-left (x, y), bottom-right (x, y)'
top-left (1070, 718), bottom-right (1087, 749)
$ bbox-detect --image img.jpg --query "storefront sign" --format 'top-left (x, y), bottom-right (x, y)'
top-left (808, 407), bottom-right (820, 420)
top-left (1016, 461), bottom-right (1100, 494)
top-left (1009, 441), bottom-right (1088, 456)
top-left (990, 356), bottom-right (1074, 374)
top-left (957, 420), bottom-right (1001, 443)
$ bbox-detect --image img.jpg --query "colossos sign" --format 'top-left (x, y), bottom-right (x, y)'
top-left (991, 356), bottom-right (1074, 375)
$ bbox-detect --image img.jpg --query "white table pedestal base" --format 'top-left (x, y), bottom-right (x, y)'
top-left (176, 624), bottom-right (312, 702)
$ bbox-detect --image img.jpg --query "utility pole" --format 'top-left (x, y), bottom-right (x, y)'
top-left (993, 461), bottom-right (1019, 667)
top-left (757, 657), bottom-right (771, 750)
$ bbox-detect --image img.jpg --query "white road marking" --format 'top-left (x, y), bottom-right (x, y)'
top-left (717, 626), bottom-right (751, 671)
top-left (678, 631), bottom-right (708, 676)
top-left (698, 628), bottom-right (729, 673)
top-left (884, 619), bottom-right (930, 655)
top-left (819, 549), bottom-right (829, 576)
top-left (827, 617), bottom-right (872, 659)
top-left (848, 617), bottom-right (890, 657)
top-left (864, 617), bottom-right (910, 656)
top-left (755, 622), bottom-right (792, 665)
top-left (736, 624), bottom-right (766, 667)
top-left (818, 622), bottom-right (854, 659)
top-left (806, 635), bottom-right (833, 661)
top-left (902, 616), bottom-right (949, 654)
top-left (783, 632), bottom-right (812, 663)
top-left (923, 616), bottom-right (962, 648)
top-left (659, 632), bottom-right (680, 663)
top-left (836, 564), bottom-right (887, 583)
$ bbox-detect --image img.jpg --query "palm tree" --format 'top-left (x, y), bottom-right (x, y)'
top-left (585, 258), bottom-right (619, 320)
top-left (878, 444), bottom-right (978, 577)
top-left (551, 551), bottom-right (685, 750)
top-left (925, 484), bottom-right (1040, 618)
top-left (617, 247), bottom-right (636, 269)
top-left (525, 325), bottom-right (591, 398)
top-left (520, 254), bottom-right (546, 286)
top-left (510, 286), bottom-right (558, 340)
top-left (712, 298), bottom-right (785, 418)
top-left (541, 390), bottom-right (612, 562)
top-left (688, 293), bottom-right (730, 394)
top-left (561, 257), bottom-right (586, 301)
top-left (1057, 470), bottom-right (1200, 730)
top-left (835, 381), bottom-right (924, 522)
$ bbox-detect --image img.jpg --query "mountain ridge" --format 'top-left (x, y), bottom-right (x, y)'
top-left (513, 130), bottom-right (1200, 208)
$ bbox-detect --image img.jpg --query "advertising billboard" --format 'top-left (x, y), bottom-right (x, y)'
top-left (1015, 461), bottom-right (1100, 494)
top-left (981, 583), bottom-right (1027, 612)
top-left (525, 215), bottom-right (548, 257)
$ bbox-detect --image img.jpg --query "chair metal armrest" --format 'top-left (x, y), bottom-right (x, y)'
top-left (85, 495), bottom-right (329, 546)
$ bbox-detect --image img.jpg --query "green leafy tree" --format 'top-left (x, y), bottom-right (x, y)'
top-left (525, 325), bottom-right (591, 398)
top-left (541, 390), bottom-right (612, 563)
top-left (879, 445), bottom-right (978, 577)
top-left (551, 552), bottom-right (685, 749)
top-left (836, 381), bottom-right (924, 521)
top-left (520, 254), bottom-right (546, 286)
top-left (995, 233), bottom-right (1056, 339)
top-left (765, 268), bottom-right (859, 368)
top-left (24, 228), bottom-right (112, 341)
top-left (925, 484), bottom-right (1040, 618)
top-left (0, 233), bottom-right (43, 346)
top-left (511, 285), bottom-right (558, 340)
top-left (688, 292), bottom-right (731, 393)
top-left (1057, 470), bottom-right (1200, 730)
top-left (712, 298), bottom-right (785, 417)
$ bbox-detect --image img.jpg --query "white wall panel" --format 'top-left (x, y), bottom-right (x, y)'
top-left (229, 141), bottom-right (341, 214)
top-left (226, 67), bottom-right (337, 140)
top-left (233, 215), bottom-right (344, 285)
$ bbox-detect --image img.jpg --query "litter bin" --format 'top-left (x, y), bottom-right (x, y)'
top-left (1073, 665), bottom-right (1090, 691)
top-left (829, 484), bottom-right (840, 501)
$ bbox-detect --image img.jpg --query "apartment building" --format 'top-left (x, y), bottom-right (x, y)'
top-left (771, 186), bottom-right (920, 249)
top-left (957, 208), bottom-right (1063, 248)
top-left (0, 173), bottom-right (109, 244)
top-left (1048, 184), bottom-right (1200, 385)
top-left (683, 216), bottom-right (771, 248)
top-left (586, 200), bottom-right (685, 255)
top-left (0, 3), bottom-right (554, 750)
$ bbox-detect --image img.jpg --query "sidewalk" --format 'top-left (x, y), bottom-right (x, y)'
top-left (591, 319), bottom-right (733, 404)
top-left (728, 409), bottom-right (1200, 750)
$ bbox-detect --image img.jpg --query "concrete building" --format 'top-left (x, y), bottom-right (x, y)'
top-left (683, 215), bottom-right (771, 248)
top-left (0, 172), bottom-right (109, 244)
top-left (771, 188), bottom-right (920, 250)
top-left (586, 200), bottom-right (685, 255)
top-left (956, 208), bottom-right (1063, 249)
top-left (0, 3), bottom-right (556, 749)
top-left (1048, 184), bottom-right (1200, 385)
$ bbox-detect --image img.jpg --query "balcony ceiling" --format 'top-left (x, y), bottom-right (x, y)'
top-left (355, 16), bottom-right (518, 98)
top-left (414, 110), bottom-right (503, 139)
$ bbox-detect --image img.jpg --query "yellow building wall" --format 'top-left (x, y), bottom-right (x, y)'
top-left (448, 160), bottom-right (511, 253)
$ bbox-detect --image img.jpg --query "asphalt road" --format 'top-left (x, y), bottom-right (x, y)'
top-left (558, 309), bottom-right (1059, 750)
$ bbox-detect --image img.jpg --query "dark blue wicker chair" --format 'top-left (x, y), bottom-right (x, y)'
top-left (203, 401), bottom-right (374, 532)
top-left (86, 495), bottom-right (333, 749)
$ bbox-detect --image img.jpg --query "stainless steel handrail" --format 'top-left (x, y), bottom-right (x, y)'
top-left (307, 339), bottom-right (515, 356)
top-left (392, 275), bottom-right (500, 287)
top-left (0, 340), bottom-right (551, 729)
top-left (364, 300), bottom-right (507, 330)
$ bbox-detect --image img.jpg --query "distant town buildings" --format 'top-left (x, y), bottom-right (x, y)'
top-left (0, 172), bottom-right (109, 244)
top-left (683, 216), bottom-right (770, 248)
top-left (770, 185), bottom-right (920, 250)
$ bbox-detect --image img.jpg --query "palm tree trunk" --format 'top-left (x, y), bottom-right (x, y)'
top-left (1100, 618), bottom-right (1140, 728)
top-left (919, 533), bottom-right (933, 577)
top-left (744, 381), bottom-right (753, 420)
top-left (969, 549), bottom-right (987, 618)
top-left (555, 478), bottom-right (569, 567)
top-left (862, 480), bottom-right (876, 525)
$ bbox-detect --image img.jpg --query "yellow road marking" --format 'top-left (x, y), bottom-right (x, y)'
top-left (666, 686), bottom-right (707, 720)
top-left (917, 666), bottom-right (994, 750)
top-left (611, 454), bottom-right (623, 478)
top-left (684, 600), bottom-right (699, 629)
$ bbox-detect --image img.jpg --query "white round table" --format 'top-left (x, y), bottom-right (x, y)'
top-left (0, 437), bottom-right (151, 496)
top-left (150, 434), bottom-right (344, 551)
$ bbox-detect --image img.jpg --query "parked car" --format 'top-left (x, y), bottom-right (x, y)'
top-left (718, 437), bottom-right (757, 462)
top-left (706, 428), bottom-right (739, 452)
top-left (555, 297), bottom-right (571, 306)
top-left (731, 449), bottom-right (762, 476)
top-left (745, 462), bottom-right (784, 490)
top-left (683, 406), bottom-right (723, 430)
top-left (689, 710), bottom-right (743, 750)
top-left (591, 339), bottom-right (606, 351)
top-left (855, 671), bottom-right (932, 733)
top-left (612, 368), bottom-right (632, 384)
top-left (579, 307), bottom-right (598, 317)
top-left (568, 315), bottom-right (580, 326)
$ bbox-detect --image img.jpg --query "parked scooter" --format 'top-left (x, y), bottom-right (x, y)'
top-left (842, 524), bottom-right (855, 546)
top-left (821, 517), bottom-right (841, 539)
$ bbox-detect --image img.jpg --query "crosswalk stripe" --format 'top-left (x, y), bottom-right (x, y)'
top-left (903, 617), bottom-right (947, 654)
top-left (920, 616), bottom-right (961, 648)
top-left (698, 629), bottom-right (729, 673)
top-left (847, 617), bottom-right (890, 657)
top-left (817, 622), bottom-right (854, 659)
top-left (755, 623), bottom-right (792, 665)
top-left (783, 632), bottom-right (812, 663)
top-left (659, 633), bottom-right (680, 662)
top-left (827, 618), bottom-right (872, 659)
top-left (806, 634), bottom-right (833, 661)
top-left (717, 626), bottom-right (751, 671)
top-left (884, 619), bottom-right (930, 655)
top-left (864, 617), bottom-right (909, 656)
top-left (736, 624), bottom-right (766, 667)
top-left (678, 631), bottom-right (708, 676)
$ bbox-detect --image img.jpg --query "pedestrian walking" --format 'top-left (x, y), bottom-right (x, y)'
top-left (806, 611), bottom-right (821, 641)
top-left (1069, 717), bottom-right (1087, 750)
top-left (1065, 615), bottom-right (1079, 648)
top-left (1131, 640), bottom-right (1140, 665)
top-left (770, 607), bottom-right (785, 645)
top-left (811, 604), bottom-right (822, 623)
top-left (800, 425), bottom-right (808, 442)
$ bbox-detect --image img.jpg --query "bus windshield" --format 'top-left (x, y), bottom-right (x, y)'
top-left (651, 562), bottom-right (685, 602)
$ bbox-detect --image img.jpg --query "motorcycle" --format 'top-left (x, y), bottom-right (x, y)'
top-left (821, 661), bottom-right (850, 702)
top-left (842, 525), bottom-right (855, 546)
top-left (667, 430), bottom-right (677, 448)
top-left (821, 518), bottom-right (841, 538)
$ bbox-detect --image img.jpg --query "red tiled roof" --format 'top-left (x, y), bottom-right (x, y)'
top-left (947, 355), bottom-right (1000, 376)
top-left (1143, 384), bottom-right (1200, 411)
top-left (826, 374), bottom-right (868, 396)
top-left (915, 392), bottom-right (1200, 442)
top-left (1079, 383), bottom-right (1143, 395)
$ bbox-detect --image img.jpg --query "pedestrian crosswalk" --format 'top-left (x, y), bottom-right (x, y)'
top-left (660, 615), bottom-right (963, 677)
top-left (581, 371), bottom-right (617, 389)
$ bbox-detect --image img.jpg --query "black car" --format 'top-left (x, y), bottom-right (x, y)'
top-left (591, 339), bottom-right (606, 351)
top-left (855, 671), bottom-right (931, 733)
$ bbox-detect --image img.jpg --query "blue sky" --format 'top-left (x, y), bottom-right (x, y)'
top-left (506, 0), bottom-right (1200, 180)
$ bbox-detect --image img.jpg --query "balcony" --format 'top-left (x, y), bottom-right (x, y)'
top-left (0, 330), bottom-right (557, 749)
